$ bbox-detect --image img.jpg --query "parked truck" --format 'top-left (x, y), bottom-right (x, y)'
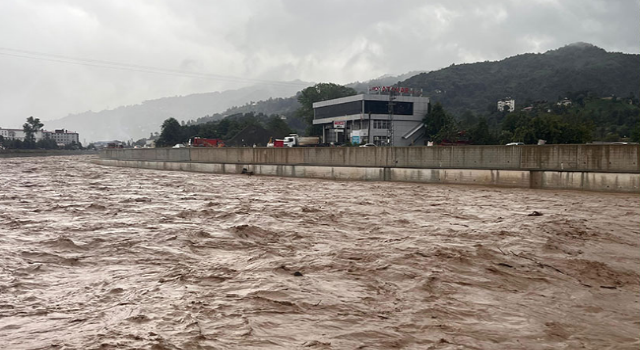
top-left (190, 137), bottom-right (225, 147)
top-left (267, 137), bottom-right (285, 147)
top-left (283, 134), bottom-right (321, 147)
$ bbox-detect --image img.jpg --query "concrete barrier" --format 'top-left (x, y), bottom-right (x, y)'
top-left (97, 145), bottom-right (640, 192)
top-left (92, 158), bottom-right (640, 193)
top-left (102, 145), bottom-right (640, 173)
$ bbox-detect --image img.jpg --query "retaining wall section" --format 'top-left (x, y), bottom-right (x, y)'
top-left (103, 145), bottom-right (639, 173)
top-left (98, 145), bottom-right (640, 192)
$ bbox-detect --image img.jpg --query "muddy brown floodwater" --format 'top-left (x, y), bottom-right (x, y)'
top-left (0, 155), bottom-right (638, 349)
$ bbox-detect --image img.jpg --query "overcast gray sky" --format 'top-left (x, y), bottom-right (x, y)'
top-left (1, 0), bottom-right (638, 127)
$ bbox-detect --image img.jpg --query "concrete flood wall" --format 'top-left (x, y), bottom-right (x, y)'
top-left (98, 145), bottom-right (640, 193)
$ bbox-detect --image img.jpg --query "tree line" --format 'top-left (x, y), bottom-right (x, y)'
top-left (424, 92), bottom-right (639, 145)
top-left (155, 112), bottom-right (294, 147)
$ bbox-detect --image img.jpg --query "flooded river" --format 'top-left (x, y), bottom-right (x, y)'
top-left (0, 155), bottom-right (638, 349)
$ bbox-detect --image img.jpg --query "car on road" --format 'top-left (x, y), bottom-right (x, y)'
top-left (359, 143), bottom-right (377, 147)
top-left (505, 142), bottom-right (525, 146)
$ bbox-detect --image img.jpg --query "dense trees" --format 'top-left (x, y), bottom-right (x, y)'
top-left (296, 83), bottom-right (357, 136)
top-left (422, 93), bottom-right (639, 145)
top-left (423, 102), bottom-right (457, 143)
top-left (155, 118), bottom-right (183, 147)
top-left (153, 112), bottom-right (294, 147)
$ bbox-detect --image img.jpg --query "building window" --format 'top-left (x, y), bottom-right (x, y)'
top-left (315, 101), bottom-right (362, 119)
top-left (373, 136), bottom-right (389, 146)
top-left (364, 101), bottom-right (413, 115)
top-left (373, 120), bottom-right (390, 129)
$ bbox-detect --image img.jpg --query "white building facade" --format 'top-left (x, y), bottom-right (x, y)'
top-left (50, 129), bottom-right (80, 146)
top-left (497, 98), bottom-right (515, 112)
top-left (312, 92), bottom-right (430, 146)
top-left (0, 127), bottom-right (79, 145)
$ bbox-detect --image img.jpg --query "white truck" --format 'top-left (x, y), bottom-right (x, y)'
top-left (283, 134), bottom-right (321, 147)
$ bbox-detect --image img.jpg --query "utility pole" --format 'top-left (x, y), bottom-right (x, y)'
top-left (388, 90), bottom-right (396, 146)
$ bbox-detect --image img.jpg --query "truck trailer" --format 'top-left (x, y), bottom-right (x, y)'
top-left (190, 137), bottom-right (225, 147)
top-left (283, 134), bottom-right (320, 147)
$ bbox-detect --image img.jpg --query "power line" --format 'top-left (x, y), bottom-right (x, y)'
top-left (0, 47), bottom-right (310, 88)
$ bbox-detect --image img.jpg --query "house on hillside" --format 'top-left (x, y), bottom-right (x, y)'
top-left (497, 98), bottom-right (515, 112)
top-left (557, 98), bottom-right (572, 106)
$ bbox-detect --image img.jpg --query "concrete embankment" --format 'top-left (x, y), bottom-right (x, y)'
top-left (96, 145), bottom-right (640, 193)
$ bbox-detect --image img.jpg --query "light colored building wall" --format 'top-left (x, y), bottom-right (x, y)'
top-left (313, 94), bottom-right (430, 146)
top-left (0, 127), bottom-right (79, 145)
top-left (497, 99), bottom-right (515, 112)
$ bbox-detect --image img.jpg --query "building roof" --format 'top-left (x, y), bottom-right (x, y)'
top-left (313, 94), bottom-right (429, 109)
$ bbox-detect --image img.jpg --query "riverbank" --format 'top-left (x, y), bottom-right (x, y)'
top-left (0, 149), bottom-right (98, 158)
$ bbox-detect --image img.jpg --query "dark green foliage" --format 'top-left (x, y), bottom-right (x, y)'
top-left (401, 43), bottom-right (640, 119)
top-left (64, 141), bottom-right (82, 150)
top-left (265, 115), bottom-right (293, 138)
top-left (156, 112), bottom-right (295, 147)
top-left (22, 116), bottom-right (44, 148)
top-left (296, 83), bottom-right (357, 136)
top-left (469, 117), bottom-right (496, 145)
top-left (36, 138), bottom-right (59, 149)
top-left (423, 102), bottom-right (458, 143)
top-left (156, 118), bottom-right (184, 147)
top-left (500, 113), bottom-right (592, 144)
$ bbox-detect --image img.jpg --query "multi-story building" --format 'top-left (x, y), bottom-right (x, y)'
top-left (0, 127), bottom-right (79, 146)
top-left (312, 89), bottom-right (430, 146)
top-left (50, 129), bottom-right (80, 146)
top-left (0, 128), bottom-right (45, 141)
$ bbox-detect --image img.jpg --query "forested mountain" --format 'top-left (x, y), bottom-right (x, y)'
top-left (193, 96), bottom-right (301, 125)
top-left (400, 43), bottom-right (639, 117)
top-left (346, 71), bottom-right (426, 94)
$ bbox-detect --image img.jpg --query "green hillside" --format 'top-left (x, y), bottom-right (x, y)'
top-left (400, 43), bottom-right (639, 117)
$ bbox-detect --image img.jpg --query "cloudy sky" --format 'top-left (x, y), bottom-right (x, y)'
top-left (1, 0), bottom-right (638, 127)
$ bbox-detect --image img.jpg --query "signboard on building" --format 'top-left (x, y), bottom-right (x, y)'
top-left (351, 130), bottom-right (368, 137)
top-left (368, 86), bottom-right (422, 96)
top-left (333, 121), bottom-right (346, 129)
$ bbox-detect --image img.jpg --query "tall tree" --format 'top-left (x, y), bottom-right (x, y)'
top-left (295, 83), bottom-right (357, 136)
top-left (470, 117), bottom-right (496, 145)
top-left (156, 118), bottom-right (183, 147)
top-left (266, 115), bottom-right (292, 138)
top-left (423, 102), bottom-right (457, 143)
top-left (22, 116), bottom-right (44, 146)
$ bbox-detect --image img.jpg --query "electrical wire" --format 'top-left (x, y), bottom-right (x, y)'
top-left (0, 47), bottom-right (309, 88)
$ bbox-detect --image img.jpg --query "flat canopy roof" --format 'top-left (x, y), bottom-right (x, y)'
top-left (313, 94), bottom-right (429, 109)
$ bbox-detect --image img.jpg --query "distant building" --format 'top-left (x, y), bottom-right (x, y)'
top-left (0, 128), bottom-right (46, 141)
top-left (497, 98), bottom-right (515, 112)
top-left (50, 129), bottom-right (80, 146)
top-left (312, 91), bottom-right (430, 146)
top-left (0, 127), bottom-right (79, 146)
top-left (557, 98), bottom-right (572, 106)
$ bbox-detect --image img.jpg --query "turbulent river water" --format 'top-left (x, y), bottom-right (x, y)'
top-left (0, 155), bottom-right (638, 349)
